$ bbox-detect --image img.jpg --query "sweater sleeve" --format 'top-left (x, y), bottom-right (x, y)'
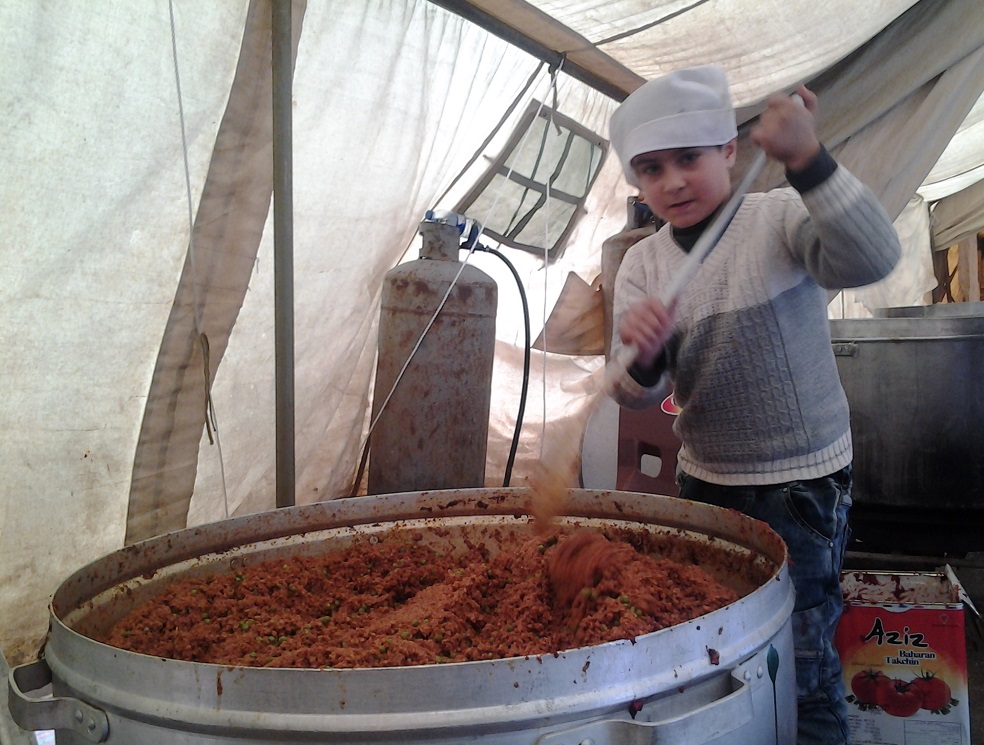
top-left (787, 165), bottom-right (902, 289)
top-left (609, 241), bottom-right (672, 409)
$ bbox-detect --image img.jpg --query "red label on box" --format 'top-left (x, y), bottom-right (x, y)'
top-left (835, 571), bottom-right (971, 744)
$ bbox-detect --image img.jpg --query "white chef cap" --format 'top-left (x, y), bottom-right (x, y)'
top-left (610, 65), bottom-right (738, 187)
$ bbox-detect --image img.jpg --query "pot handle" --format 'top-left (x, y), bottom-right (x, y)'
top-left (535, 666), bottom-right (754, 745)
top-left (8, 659), bottom-right (109, 743)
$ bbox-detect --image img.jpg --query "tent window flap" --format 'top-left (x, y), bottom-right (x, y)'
top-left (456, 101), bottom-right (607, 259)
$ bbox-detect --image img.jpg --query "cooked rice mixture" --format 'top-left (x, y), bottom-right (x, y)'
top-left (101, 528), bottom-right (742, 668)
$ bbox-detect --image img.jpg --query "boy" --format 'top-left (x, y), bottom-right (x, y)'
top-left (608, 66), bottom-right (900, 745)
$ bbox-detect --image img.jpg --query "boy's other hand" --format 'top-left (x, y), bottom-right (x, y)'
top-left (619, 297), bottom-right (676, 368)
top-left (751, 84), bottom-right (821, 173)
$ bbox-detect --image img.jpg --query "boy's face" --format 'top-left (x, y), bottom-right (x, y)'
top-left (630, 142), bottom-right (736, 228)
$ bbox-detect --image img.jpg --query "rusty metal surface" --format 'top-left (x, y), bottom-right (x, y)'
top-left (369, 222), bottom-right (497, 494)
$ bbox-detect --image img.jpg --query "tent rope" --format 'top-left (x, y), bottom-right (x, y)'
top-left (168, 0), bottom-right (230, 519)
top-left (540, 60), bottom-right (562, 463)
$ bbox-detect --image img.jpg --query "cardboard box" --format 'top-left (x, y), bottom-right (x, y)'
top-left (835, 567), bottom-right (976, 745)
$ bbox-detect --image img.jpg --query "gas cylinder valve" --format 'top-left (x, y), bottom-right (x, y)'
top-left (423, 209), bottom-right (483, 249)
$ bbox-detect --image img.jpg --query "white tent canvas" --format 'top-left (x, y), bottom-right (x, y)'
top-left (2, 0), bottom-right (983, 665)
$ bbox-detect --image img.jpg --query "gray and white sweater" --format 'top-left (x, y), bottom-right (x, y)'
top-left (611, 162), bottom-right (901, 486)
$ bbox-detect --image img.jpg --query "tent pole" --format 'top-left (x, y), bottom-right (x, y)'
top-left (429, 0), bottom-right (639, 101)
top-left (272, 0), bottom-right (296, 508)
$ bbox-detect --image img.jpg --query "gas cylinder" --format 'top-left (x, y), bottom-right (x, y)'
top-left (368, 217), bottom-right (498, 494)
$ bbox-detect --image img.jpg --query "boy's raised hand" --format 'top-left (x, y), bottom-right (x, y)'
top-left (751, 84), bottom-right (821, 173)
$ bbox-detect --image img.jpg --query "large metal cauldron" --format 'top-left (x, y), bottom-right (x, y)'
top-left (9, 488), bottom-right (795, 744)
top-left (830, 302), bottom-right (984, 554)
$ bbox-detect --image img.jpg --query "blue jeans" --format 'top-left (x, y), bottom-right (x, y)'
top-left (678, 466), bottom-right (852, 745)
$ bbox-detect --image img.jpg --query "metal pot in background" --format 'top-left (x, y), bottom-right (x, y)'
top-left (830, 302), bottom-right (984, 555)
top-left (8, 488), bottom-right (796, 744)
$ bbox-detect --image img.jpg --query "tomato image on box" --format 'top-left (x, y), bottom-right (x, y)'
top-left (835, 569), bottom-right (976, 745)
